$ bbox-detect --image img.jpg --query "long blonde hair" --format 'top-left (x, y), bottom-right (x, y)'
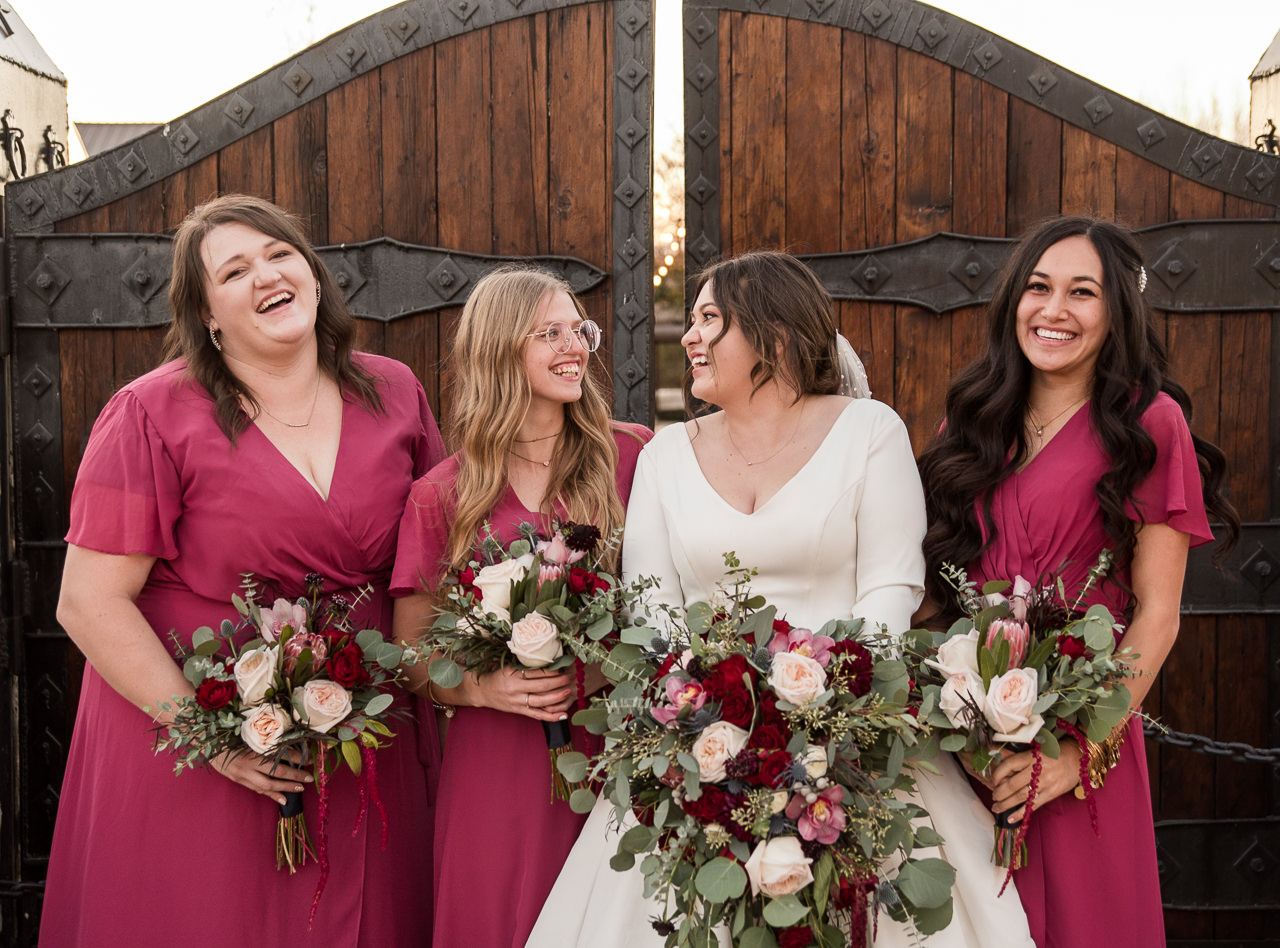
top-left (445, 267), bottom-right (626, 569)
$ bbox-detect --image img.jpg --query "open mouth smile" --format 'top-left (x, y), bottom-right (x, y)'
top-left (256, 291), bottom-right (295, 314)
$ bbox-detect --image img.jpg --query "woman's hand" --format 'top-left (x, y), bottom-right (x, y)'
top-left (988, 741), bottom-right (1082, 823)
top-left (470, 666), bottom-right (576, 722)
top-left (211, 750), bottom-right (314, 806)
top-left (956, 750), bottom-right (994, 788)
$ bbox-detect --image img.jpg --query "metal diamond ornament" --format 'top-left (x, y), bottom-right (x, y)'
top-left (948, 246), bottom-right (995, 294)
top-left (63, 172), bottom-right (94, 206)
top-left (390, 16), bottom-right (420, 44)
top-left (169, 122), bottom-right (200, 156)
top-left (614, 176), bottom-right (645, 208)
top-left (1238, 544), bottom-right (1280, 594)
top-left (1151, 244), bottom-right (1199, 293)
top-left (26, 256), bottom-right (71, 306)
top-left (973, 41), bottom-right (1002, 72)
top-left (1026, 65), bottom-right (1058, 97)
top-left (1254, 241), bottom-right (1280, 291)
top-left (617, 58), bottom-right (649, 91)
top-left (1136, 118), bottom-right (1166, 151)
top-left (917, 17), bottom-right (948, 50)
top-left (688, 174), bottom-right (717, 205)
top-left (224, 93), bottom-right (255, 128)
top-left (615, 116), bottom-right (646, 146)
top-left (24, 422), bottom-right (54, 454)
top-left (1082, 95), bottom-right (1113, 125)
top-left (23, 365), bottom-right (53, 399)
top-left (121, 252), bottom-right (169, 304)
top-left (283, 62), bottom-right (314, 96)
top-left (117, 149), bottom-right (148, 182)
top-left (427, 257), bottom-right (467, 302)
top-left (1245, 157), bottom-right (1277, 194)
top-left (618, 3), bottom-right (648, 37)
top-left (689, 117), bottom-right (718, 149)
top-left (860, 0), bottom-right (892, 30)
top-left (851, 255), bottom-right (891, 295)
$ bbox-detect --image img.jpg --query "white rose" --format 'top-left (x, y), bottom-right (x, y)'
top-left (983, 668), bottom-right (1044, 743)
top-left (507, 613), bottom-right (563, 668)
top-left (473, 554), bottom-right (535, 617)
top-left (744, 837), bottom-right (814, 898)
top-left (240, 702), bottom-right (292, 754)
top-left (770, 791), bottom-right (789, 814)
top-left (234, 645), bottom-right (279, 706)
top-left (938, 670), bottom-right (986, 730)
top-left (299, 679), bottom-right (353, 734)
top-left (691, 720), bottom-right (750, 783)
top-left (802, 744), bottom-right (828, 779)
top-left (925, 627), bottom-right (982, 679)
top-left (768, 651), bottom-right (827, 708)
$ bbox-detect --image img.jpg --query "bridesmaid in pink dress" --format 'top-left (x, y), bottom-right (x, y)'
top-left (389, 267), bottom-right (651, 948)
top-left (41, 196), bottom-right (446, 946)
top-left (917, 217), bottom-right (1238, 948)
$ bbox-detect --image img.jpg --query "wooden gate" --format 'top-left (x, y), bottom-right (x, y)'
top-left (682, 0), bottom-right (1280, 941)
top-left (0, 0), bottom-right (653, 940)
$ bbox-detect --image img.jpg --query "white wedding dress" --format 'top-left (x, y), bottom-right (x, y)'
top-left (526, 400), bottom-right (1033, 947)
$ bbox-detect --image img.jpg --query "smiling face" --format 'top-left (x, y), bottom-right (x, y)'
top-left (1015, 235), bottom-right (1109, 388)
top-left (523, 289), bottom-right (590, 409)
top-left (681, 280), bottom-right (759, 408)
top-left (202, 221), bottom-right (319, 361)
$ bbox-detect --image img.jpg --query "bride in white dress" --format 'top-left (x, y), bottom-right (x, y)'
top-left (527, 252), bottom-right (1032, 947)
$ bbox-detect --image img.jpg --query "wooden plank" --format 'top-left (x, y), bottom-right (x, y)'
top-left (1114, 149), bottom-right (1169, 229)
top-left (326, 70), bottom-right (383, 245)
top-left (893, 306), bottom-right (947, 452)
top-left (841, 33), bottom-right (896, 251)
top-left (490, 14), bottom-right (549, 255)
top-left (783, 18), bottom-right (840, 253)
top-left (717, 11), bottom-right (734, 259)
top-left (1060, 125), bottom-right (1115, 218)
top-left (58, 329), bottom-right (116, 492)
top-left (218, 125), bottom-right (275, 199)
top-left (1006, 98), bottom-right (1061, 236)
top-left (894, 48), bottom-right (951, 242)
top-left (1169, 173), bottom-right (1225, 221)
top-left (435, 30), bottom-right (493, 253)
top-left (272, 97), bottom-right (329, 243)
top-left (951, 72), bottom-right (1006, 236)
top-left (728, 11), bottom-right (786, 250)
top-left (161, 155), bottom-right (219, 230)
top-left (1158, 614), bottom-right (1216, 821)
top-left (1218, 312), bottom-right (1269, 521)
top-left (108, 179), bottom-right (165, 234)
top-left (380, 49), bottom-right (438, 247)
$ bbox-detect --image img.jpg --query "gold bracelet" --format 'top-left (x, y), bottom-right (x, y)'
top-left (1073, 718), bottom-right (1127, 798)
top-left (426, 680), bottom-right (456, 719)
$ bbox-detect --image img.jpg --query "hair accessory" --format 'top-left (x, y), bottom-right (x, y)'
top-left (1137, 265), bottom-right (1148, 294)
top-left (835, 333), bottom-right (871, 398)
top-left (209, 323), bottom-right (223, 351)
top-left (316, 284), bottom-right (321, 304)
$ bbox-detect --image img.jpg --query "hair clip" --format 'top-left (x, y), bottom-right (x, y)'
top-left (1137, 265), bottom-right (1148, 294)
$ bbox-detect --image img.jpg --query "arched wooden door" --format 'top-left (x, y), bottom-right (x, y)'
top-left (0, 0), bottom-right (653, 939)
top-left (682, 0), bottom-right (1280, 941)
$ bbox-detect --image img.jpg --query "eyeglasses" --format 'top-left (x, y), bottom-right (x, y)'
top-left (527, 319), bottom-right (602, 354)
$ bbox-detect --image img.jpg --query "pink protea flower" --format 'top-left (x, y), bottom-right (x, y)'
top-left (786, 786), bottom-right (846, 844)
top-left (768, 627), bottom-right (835, 668)
top-left (258, 598), bottom-right (308, 643)
top-left (283, 631), bottom-right (328, 674)
top-left (652, 676), bottom-right (708, 725)
top-left (538, 563), bottom-right (564, 584)
top-left (987, 618), bottom-right (1031, 668)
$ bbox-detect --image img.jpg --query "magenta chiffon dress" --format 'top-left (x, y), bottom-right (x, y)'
top-left (970, 393), bottom-right (1213, 948)
top-left (39, 354), bottom-right (446, 948)
top-left (390, 423), bottom-right (651, 948)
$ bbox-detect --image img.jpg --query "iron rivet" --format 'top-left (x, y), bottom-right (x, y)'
top-left (1270, 258), bottom-right (1280, 272)
top-left (965, 262), bottom-right (981, 277)
top-left (1251, 857), bottom-right (1267, 873)
top-left (865, 266), bottom-right (879, 281)
top-left (336, 273), bottom-right (351, 288)
top-left (134, 269), bottom-right (150, 285)
top-left (346, 46), bottom-right (355, 56)
top-left (1167, 261), bottom-right (1183, 276)
top-left (1256, 561), bottom-right (1272, 577)
top-left (439, 272), bottom-right (455, 287)
top-left (399, 19), bottom-right (408, 28)
top-left (36, 273), bottom-right (53, 289)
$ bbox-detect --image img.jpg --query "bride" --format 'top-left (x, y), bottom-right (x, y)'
top-left (526, 251), bottom-right (1033, 947)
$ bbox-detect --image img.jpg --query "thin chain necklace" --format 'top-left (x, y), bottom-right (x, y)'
top-left (509, 448), bottom-right (552, 468)
top-left (1027, 396), bottom-right (1086, 440)
top-left (256, 372), bottom-right (322, 429)
top-left (514, 429), bottom-right (563, 443)
top-left (724, 399), bottom-right (806, 466)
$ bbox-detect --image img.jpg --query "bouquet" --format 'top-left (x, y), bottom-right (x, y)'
top-left (903, 553), bottom-right (1134, 877)
top-left (422, 520), bottom-right (655, 800)
top-left (575, 557), bottom-right (955, 948)
top-left (153, 572), bottom-right (413, 898)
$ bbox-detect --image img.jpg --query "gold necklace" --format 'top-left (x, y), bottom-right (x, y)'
top-left (514, 429), bottom-right (563, 443)
top-left (724, 399), bottom-right (806, 466)
top-left (1027, 396), bottom-right (1085, 439)
top-left (256, 372), bottom-right (322, 429)
top-left (509, 448), bottom-right (552, 468)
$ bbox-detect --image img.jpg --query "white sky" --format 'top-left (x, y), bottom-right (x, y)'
top-left (14, 0), bottom-right (1272, 145)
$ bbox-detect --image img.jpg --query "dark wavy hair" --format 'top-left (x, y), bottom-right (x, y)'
top-left (687, 251), bottom-right (843, 412)
top-left (918, 216), bottom-right (1238, 611)
top-left (162, 193), bottom-right (383, 441)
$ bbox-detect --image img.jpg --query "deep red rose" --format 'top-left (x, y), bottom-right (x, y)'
top-left (328, 644), bottom-right (371, 689)
top-left (717, 686), bottom-right (754, 729)
top-left (758, 692), bottom-right (786, 728)
top-left (703, 654), bottom-right (752, 700)
top-left (682, 785), bottom-right (727, 823)
top-left (748, 722), bottom-right (790, 751)
top-left (195, 677), bottom-right (236, 710)
top-left (779, 926), bottom-right (814, 948)
top-left (568, 566), bottom-right (612, 596)
top-left (757, 750), bottom-right (793, 788)
top-left (828, 640), bottom-right (874, 697)
top-left (1056, 634), bottom-right (1090, 660)
top-left (772, 618), bottom-right (793, 636)
top-left (633, 804), bottom-right (656, 827)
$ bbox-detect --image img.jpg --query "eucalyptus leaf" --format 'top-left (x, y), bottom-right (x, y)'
top-left (375, 642), bottom-right (404, 669)
top-left (738, 929), bottom-right (779, 948)
top-left (620, 626), bottom-right (657, 646)
top-left (555, 751), bottom-right (590, 783)
top-left (356, 628), bottom-right (384, 651)
top-left (761, 894), bottom-right (809, 927)
top-left (619, 824), bottom-right (657, 854)
top-left (429, 657), bottom-right (464, 688)
top-left (939, 733), bottom-right (969, 752)
top-left (364, 692), bottom-right (393, 717)
top-left (585, 615), bottom-right (614, 641)
top-left (232, 593), bottom-right (249, 616)
top-left (569, 788), bottom-right (598, 814)
top-left (341, 739), bottom-right (363, 774)
top-left (694, 857), bottom-right (748, 902)
top-left (896, 857), bottom-right (955, 910)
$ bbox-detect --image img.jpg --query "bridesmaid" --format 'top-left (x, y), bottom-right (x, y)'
top-left (917, 217), bottom-right (1238, 947)
top-left (390, 266), bottom-right (652, 948)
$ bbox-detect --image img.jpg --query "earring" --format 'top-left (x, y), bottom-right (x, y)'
top-left (316, 285), bottom-right (321, 304)
top-left (209, 323), bottom-right (223, 351)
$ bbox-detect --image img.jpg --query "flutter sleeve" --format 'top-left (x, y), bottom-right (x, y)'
top-left (390, 460), bottom-right (458, 597)
top-left (1129, 394), bottom-right (1214, 547)
top-left (412, 378), bottom-right (447, 477)
top-left (849, 406), bottom-right (927, 637)
top-left (65, 390), bottom-right (183, 559)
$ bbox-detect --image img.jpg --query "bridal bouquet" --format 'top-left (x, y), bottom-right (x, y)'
top-left (422, 520), bottom-right (654, 800)
top-left (152, 572), bottom-right (412, 893)
top-left (903, 553), bottom-right (1134, 876)
top-left (575, 557), bottom-right (954, 948)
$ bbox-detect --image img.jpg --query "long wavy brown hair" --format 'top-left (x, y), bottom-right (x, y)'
top-left (163, 193), bottom-right (382, 441)
top-left (917, 216), bottom-right (1238, 612)
top-left (444, 267), bottom-right (635, 570)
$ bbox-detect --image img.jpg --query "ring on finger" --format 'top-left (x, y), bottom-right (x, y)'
top-left (525, 693), bottom-right (531, 708)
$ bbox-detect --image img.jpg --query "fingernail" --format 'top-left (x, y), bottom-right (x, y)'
top-left (295, 785), bottom-right (304, 792)
top-left (559, 714), bottom-right (568, 721)
top-left (304, 775), bottom-right (314, 783)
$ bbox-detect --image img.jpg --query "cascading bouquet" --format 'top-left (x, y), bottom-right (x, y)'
top-left (572, 556), bottom-right (955, 948)
top-left (152, 572), bottom-right (413, 902)
top-left (903, 552), bottom-right (1134, 880)
top-left (421, 520), bottom-right (655, 801)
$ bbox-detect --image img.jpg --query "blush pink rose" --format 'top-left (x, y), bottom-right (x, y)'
top-left (473, 554), bottom-right (534, 618)
top-left (925, 627), bottom-right (981, 679)
top-left (234, 645), bottom-right (278, 706)
top-left (258, 598), bottom-right (308, 644)
top-left (507, 613), bottom-right (563, 668)
top-left (983, 668), bottom-right (1044, 743)
top-left (744, 836), bottom-right (814, 898)
top-left (299, 679), bottom-right (353, 733)
top-left (691, 720), bottom-right (750, 783)
top-left (938, 670), bottom-right (986, 729)
top-left (240, 702), bottom-right (292, 754)
top-left (785, 785), bottom-right (846, 844)
top-left (768, 652), bottom-right (827, 708)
